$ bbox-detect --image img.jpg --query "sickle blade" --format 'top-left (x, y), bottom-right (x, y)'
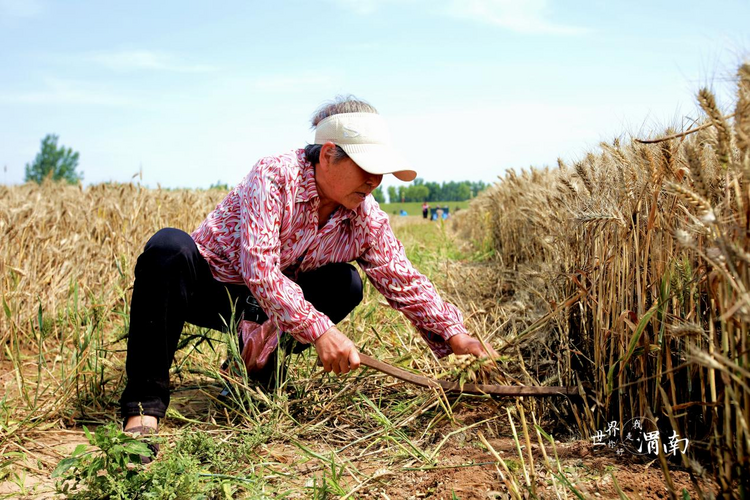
top-left (358, 353), bottom-right (577, 397)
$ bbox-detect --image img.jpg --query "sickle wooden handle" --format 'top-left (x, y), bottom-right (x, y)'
top-left (358, 353), bottom-right (577, 397)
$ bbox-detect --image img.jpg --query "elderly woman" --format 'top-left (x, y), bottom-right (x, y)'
top-left (120, 97), bottom-right (496, 458)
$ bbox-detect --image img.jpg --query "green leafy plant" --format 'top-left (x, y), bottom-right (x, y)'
top-left (0, 451), bottom-right (28, 497)
top-left (51, 423), bottom-right (277, 499)
top-left (52, 423), bottom-right (154, 497)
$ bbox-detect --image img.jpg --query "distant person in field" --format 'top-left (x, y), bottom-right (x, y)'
top-left (120, 96), bottom-right (497, 459)
top-left (422, 201), bottom-right (429, 219)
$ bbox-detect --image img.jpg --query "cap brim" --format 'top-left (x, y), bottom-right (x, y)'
top-left (339, 143), bottom-right (417, 182)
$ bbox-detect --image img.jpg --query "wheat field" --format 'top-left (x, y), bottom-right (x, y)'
top-left (1, 65), bottom-right (749, 498)
top-left (453, 63), bottom-right (750, 497)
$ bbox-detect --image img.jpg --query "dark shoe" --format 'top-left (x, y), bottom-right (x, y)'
top-left (124, 425), bottom-right (159, 464)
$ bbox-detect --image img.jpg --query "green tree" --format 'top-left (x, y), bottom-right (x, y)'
top-left (372, 186), bottom-right (386, 203)
top-left (471, 180), bottom-right (488, 197)
top-left (25, 134), bottom-right (82, 184)
top-left (425, 181), bottom-right (440, 202)
top-left (456, 183), bottom-right (471, 200)
top-left (387, 186), bottom-right (398, 204)
top-left (403, 184), bottom-right (429, 202)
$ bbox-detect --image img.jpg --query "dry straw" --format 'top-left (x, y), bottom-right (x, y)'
top-left (0, 183), bottom-right (226, 434)
top-left (452, 63), bottom-right (750, 496)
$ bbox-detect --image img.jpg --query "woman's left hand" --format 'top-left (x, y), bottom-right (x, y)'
top-left (448, 333), bottom-right (499, 359)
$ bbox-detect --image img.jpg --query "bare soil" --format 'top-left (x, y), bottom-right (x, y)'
top-left (2, 401), bottom-right (716, 499)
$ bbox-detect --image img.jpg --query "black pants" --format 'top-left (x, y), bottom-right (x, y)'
top-left (120, 227), bottom-right (363, 419)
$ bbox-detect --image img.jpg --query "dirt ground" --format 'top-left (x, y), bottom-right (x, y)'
top-left (2, 401), bottom-right (715, 499)
top-left (361, 438), bottom-right (710, 499)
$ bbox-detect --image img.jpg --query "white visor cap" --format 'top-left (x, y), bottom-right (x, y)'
top-left (313, 112), bottom-right (417, 182)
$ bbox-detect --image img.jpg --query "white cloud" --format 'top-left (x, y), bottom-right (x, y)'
top-left (250, 74), bottom-right (335, 92)
top-left (326, 0), bottom-right (388, 15)
top-left (330, 0), bottom-right (378, 15)
top-left (0, 0), bottom-right (44, 18)
top-left (325, 0), bottom-right (586, 35)
top-left (326, 0), bottom-right (421, 15)
top-left (85, 50), bottom-right (218, 73)
top-left (0, 77), bottom-right (134, 106)
top-left (445, 0), bottom-right (587, 35)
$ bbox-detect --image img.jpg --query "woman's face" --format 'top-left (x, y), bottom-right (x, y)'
top-left (316, 143), bottom-right (383, 211)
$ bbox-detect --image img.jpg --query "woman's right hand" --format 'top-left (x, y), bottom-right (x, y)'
top-left (314, 326), bottom-right (360, 375)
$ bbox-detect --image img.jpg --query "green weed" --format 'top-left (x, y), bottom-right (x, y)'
top-left (52, 423), bottom-right (155, 498)
top-left (52, 423), bottom-right (279, 499)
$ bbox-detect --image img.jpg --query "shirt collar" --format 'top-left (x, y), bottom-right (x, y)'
top-left (329, 205), bottom-right (356, 225)
top-left (295, 149), bottom-right (319, 204)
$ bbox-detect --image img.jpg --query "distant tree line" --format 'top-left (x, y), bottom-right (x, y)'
top-left (374, 178), bottom-right (488, 204)
top-left (196, 178), bottom-right (488, 204)
top-left (209, 181), bottom-right (231, 190)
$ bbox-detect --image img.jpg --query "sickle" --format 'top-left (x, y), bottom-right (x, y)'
top-left (358, 353), bottom-right (577, 397)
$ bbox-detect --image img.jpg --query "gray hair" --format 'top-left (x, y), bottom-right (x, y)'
top-left (304, 95), bottom-right (378, 165)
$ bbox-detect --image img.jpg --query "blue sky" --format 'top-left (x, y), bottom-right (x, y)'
top-left (1, 0), bottom-right (748, 192)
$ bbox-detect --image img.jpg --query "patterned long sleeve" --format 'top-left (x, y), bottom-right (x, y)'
top-left (358, 219), bottom-right (465, 358)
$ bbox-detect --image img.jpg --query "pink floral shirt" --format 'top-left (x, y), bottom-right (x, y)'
top-left (191, 149), bottom-right (466, 358)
